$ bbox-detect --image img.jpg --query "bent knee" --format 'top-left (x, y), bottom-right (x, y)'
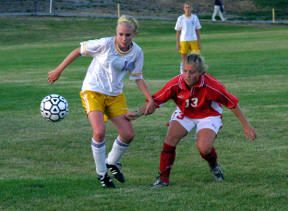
top-left (93, 131), bottom-right (105, 142)
top-left (125, 131), bottom-right (134, 142)
top-left (197, 143), bottom-right (213, 155)
top-left (120, 131), bottom-right (134, 143)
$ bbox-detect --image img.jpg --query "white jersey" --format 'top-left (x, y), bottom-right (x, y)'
top-left (175, 14), bottom-right (201, 41)
top-left (80, 36), bottom-right (143, 96)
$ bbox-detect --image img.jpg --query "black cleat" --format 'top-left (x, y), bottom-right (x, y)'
top-left (211, 163), bottom-right (224, 182)
top-left (98, 173), bottom-right (116, 188)
top-left (152, 178), bottom-right (170, 188)
top-left (106, 162), bottom-right (125, 183)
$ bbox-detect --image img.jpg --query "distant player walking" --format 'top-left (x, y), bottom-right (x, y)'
top-left (48, 15), bottom-right (155, 188)
top-left (126, 54), bottom-right (257, 188)
top-left (212, 0), bottom-right (226, 22)
top-left (175, 2), bottom-right (202, 73)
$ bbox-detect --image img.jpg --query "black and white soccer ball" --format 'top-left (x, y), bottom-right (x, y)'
top-left (40, 94), bottom-right (69, 122)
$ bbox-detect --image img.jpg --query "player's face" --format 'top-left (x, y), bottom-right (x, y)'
top-left (116, 24), bottom-right (136, 51)
top-left (183, 4), bottom-right (191, 15)
top-left (182, 63), bottom-right (202, 87)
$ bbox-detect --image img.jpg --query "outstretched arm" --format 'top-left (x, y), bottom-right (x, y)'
top-left (48, 47), bottom-right (81, 84)
top-left (135, 79), bottom-right (155, 115)
top-left (230, 104), bottom-right (257, 141)
top-left (125, 104), bottom-right (147, 121)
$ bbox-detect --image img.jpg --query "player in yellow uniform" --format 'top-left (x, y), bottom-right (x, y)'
top-left (48, 15), bottom-right (155, 188)
top-left (175, 2), bottom-right (202, 73)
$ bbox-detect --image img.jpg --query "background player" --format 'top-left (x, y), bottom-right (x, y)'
top-left (175, 2), bottom-right (202, 73)
top-left (212, 0), bottom-right (226, 22)
top-left (125, 54), bottom-right (257, 188)
top-left (48, 15), bottom-right (155, 188)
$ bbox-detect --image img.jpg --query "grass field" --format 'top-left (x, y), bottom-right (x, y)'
top-left (0, 16), bottom-right (287, 210)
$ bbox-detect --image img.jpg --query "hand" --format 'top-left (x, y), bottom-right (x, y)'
top-left (124, 112), bottom-right (140, 121)
top-left (48, 69), bottom-right (61, 84)
top-left (243, 124), bottom-right (257, 142)
top-left (144, 101), bottom-right (155, 115)
top-left (176, 43), bottom-right (181, 51)
top-left (198, 41), bottom-right (202, 50)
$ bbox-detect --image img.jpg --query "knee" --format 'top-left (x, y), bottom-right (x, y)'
top-left (121, 131), bottom-right (134, 143)
top-left (197, 142), bottom-right (212, 155)
top-left (93, 131), bottom-right (105, 142)
top-left (165, 135), bottom-right (179, 147)
top-left (126, 132), bottom-right (134, 142)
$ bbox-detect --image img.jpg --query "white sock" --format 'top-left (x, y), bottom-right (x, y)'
top-left (107, 137), bottom-right (129, 165)
top-left (91, 138), bottom-right (107, 176)
top-left (180, 63), bottom-right (183, 74)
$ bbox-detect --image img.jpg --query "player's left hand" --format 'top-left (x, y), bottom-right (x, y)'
top-left (244, 124), bottom-right (257, 141)
top-left (124, 112), bottom-right (139, 121)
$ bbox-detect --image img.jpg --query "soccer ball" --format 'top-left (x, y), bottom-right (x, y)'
top-left (40, 94), bottom-right (69, 122)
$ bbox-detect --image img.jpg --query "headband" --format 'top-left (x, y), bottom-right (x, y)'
top-left (118, 18), bottom-right (137, 31)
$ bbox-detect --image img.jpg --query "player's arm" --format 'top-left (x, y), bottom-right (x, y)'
top-left (196, 29), bottom-right (201, 50)
top-left (125, 104), bottom-right (147, 121)
top-left (176, 31), bottom-right (181, 50)
top-left (230, 104), bottom-right (257, 141)
top-left (135, 79), bottom-right (155, 115)
top-left (48, 47), bottom-right (81, 84)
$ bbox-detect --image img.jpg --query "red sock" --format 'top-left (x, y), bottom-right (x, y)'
top-left (159, 143), bottom-right (176, 183)
top-left (200, 147), bottom-right (217, 169)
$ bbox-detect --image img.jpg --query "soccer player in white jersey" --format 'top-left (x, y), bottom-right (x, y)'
top-left (48, 15), bottom-right (155, 188)
top-left (126, 54), bottom-right (257, 188)
top-left (175, 2), bottom-right (202, 73)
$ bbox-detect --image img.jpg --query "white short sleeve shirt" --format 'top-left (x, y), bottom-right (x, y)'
top-left (175, 14), bottom-right (201, 41)
top-left (80, 36), bottom-right (144, 96)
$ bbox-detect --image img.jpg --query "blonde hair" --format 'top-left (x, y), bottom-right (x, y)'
top-left (183, 54), bottom-right (208, 74)
top-left (117, 15), bottom-right (138, 32)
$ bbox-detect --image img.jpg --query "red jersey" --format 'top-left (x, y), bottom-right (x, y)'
top-left (152, 74), bottom-right (239, 119)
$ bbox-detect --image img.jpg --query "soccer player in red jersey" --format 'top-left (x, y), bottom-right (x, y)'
top-left (125, 54), bottom-right (257, 188)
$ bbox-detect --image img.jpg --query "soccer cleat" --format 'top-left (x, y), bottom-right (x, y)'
top-left (106, 162), bottom-right (125, 183)
top-left (98, 173), bottom-right (116, 188)
top-left (152, 178), bottom-right (170, 188)
top-left (211, 163), bottom-right (224, 182)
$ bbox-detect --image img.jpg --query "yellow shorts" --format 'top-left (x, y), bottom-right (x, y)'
top-left (80, 90), bottom-right (128, 122)
top-left (179, 41), bottom-right (200, 55)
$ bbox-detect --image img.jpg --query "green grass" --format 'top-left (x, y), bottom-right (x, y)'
top-left (0, 16), bottom-right (287, 210)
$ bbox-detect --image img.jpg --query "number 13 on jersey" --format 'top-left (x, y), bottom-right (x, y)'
top-left (185, 98), bottom-right (198, 108)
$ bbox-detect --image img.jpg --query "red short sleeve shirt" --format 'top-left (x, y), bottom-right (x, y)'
top-left (152, 74), bottom-right (239, 119)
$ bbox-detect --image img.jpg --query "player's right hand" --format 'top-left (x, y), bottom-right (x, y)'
top-left (48, 69), bottom-right (61, 84)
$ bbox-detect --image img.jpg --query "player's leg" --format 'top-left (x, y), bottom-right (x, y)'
top-left (105, 93), bottom-right (132, 183)
top-left (106, 115), bottom-right (133, 183)
top-left (88, 111), bottom-right (115, 188)
top-left (179, 41), bottom-right (189, 73)
top-left (180, 53), bottom-right (187, 73)
top-left (80, 91), bottom-right (115, 188)
top-left (154, 109), bottom-right (194, 188)
top-left (212, 5), bottom-right (217, 21)
top-left (219, 9), bottom-right (226, 21)
top-left (109, 115), bottom-right (134, 164)
top-left (196, 128), bottom-right (217, 168)
top-left (195, 116), bottom-right (224, 181)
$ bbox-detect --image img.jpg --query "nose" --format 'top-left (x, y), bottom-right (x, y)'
top-left (123, 35), bottom-right (128, 41)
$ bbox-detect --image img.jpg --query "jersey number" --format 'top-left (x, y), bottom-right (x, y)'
top-left (185, 98), bottom-right (198, 108)
top-left (121, 61), bottom-right (135, 72)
